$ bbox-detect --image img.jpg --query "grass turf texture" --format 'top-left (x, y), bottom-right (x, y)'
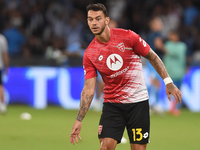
top-left (0, 105), bottom-right (200, 150)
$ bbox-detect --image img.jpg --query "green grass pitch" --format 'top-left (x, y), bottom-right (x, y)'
top-left (0, 105), bottom-right (200, 150)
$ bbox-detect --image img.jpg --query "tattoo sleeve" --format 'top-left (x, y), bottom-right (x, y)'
top-left (76, 88), bottom-right (94, 122)
top-left (145, 48), bottom-right (169, 79)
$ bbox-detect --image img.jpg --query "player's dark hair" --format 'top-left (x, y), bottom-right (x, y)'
top-left (86, 3), bottom-right (108, 17)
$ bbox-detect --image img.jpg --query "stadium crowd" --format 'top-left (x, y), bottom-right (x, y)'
top-left (0, 0), bottom-right (200, 67)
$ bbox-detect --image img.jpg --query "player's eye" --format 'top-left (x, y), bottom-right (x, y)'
top-left (88, 18), bottom-right (93, 22)
top-left (96, 18), bottom-right (101, 21)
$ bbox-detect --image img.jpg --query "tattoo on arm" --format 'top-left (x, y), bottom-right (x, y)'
top-left (145, 49), bottom-right (169, 79)
top-left (76, 90), bottom-right (94, 122)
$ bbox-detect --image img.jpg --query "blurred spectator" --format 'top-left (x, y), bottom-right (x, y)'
top-left (3, 9), bottom-right (25, 57)
top-left (164, 30), bottom-right (187, 115)
top-left (164, 31), bottom-right (187, 88)
top-left (147, 17), bottom-right (166, 60)
top-left (0, 34), bottom-right (9, 114)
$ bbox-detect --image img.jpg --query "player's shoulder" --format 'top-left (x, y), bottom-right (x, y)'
top-left (84, 38), bottom-right (98, 58)
top-left (112, 28), bottom-right (138, 38)
top-left (112, 28), bottom-right (129, 35)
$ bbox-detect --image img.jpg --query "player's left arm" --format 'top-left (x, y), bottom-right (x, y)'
top-left (144, 48), bottom-right (182, 103)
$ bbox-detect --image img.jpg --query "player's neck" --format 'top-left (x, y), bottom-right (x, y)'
top-left (95, 26), bottom-right (111, 43)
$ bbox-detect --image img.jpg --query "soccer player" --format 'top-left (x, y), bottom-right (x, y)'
top-left (70, 3), bottom-right (181, 150)
top-left (0, 34), bottom-right (9, 114)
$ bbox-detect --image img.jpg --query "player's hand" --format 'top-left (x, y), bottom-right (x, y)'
top-left (70, 119), bottom-right (82, 145)
top-left (166, 83), bottom-right (182, 104)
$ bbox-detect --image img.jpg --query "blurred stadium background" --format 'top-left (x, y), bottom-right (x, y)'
top-left (0, 0), bottom-right (200, 149)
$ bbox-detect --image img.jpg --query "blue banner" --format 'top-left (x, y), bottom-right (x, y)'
top-left (3, 67), bottom-right (200, 112)
top-left (5, 67), bottom-right (85, 109)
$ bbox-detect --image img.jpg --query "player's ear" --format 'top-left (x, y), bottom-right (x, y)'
top-left (105, 17), bottom-right (110, 25)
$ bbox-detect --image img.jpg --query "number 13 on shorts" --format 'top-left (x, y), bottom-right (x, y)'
top-left (132, 128), bottom-right (143, 141)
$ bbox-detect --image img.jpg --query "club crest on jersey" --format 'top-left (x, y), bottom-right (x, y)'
top-left (106, 54), bottom-right (123, 71)
top-left (117, 42), bottom-right (125, 52)
top-left (98, 125), bottom-right (103, 135)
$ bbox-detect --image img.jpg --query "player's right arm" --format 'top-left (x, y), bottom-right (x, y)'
top-left (77, 77), bottom-right (96, 122)
top-left (70, 77), bottom-right (96, 145)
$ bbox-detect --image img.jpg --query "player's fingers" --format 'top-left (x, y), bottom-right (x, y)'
top-left (176, 91), bottom-right (182, 103)
top-left (70, 136), bottom-right (75, 145)
top-left (172, 92), bottom-right (179, 104)
top-left (75, 136), bottom-right (78, 143)
top-left (70, 133), bottom-right (76, 145)
top-left (179, 90), bottom-right (182, 103)
top-left (78, 134), bottom-right (82, 141)
top-left (70, 137), bottom-right (72, 143)
top-left (73, 136), bottom-right (76, 145)
top-left (70, 133), bottom-right (73, 142)
top-left (166, 92), bottom-right (171, 101)
top-left (177, 91), bottom-right (182, 103)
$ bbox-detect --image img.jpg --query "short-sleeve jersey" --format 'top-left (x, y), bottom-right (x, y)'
top-left (83, 28), bottom-right (150, 103)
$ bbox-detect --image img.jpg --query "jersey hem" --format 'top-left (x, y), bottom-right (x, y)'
top-left (103, 98), bottom-right (149, 104)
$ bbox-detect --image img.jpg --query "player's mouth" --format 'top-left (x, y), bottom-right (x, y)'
top-left (92, 27), bottom-right (99, 31)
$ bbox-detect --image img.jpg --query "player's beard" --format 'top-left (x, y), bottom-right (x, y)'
top-left (92, 23), bottom-right (106, 35)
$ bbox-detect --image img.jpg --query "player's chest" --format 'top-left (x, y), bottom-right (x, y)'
top-left (91, 43), bottom-right (134, 75)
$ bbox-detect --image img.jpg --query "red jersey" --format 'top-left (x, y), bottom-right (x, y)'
top-left (83, 28), bottom-right (150, 103)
